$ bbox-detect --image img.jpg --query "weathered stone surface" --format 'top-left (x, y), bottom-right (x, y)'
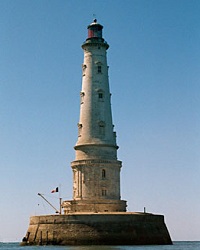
top-left (62, 199), bottom-right (127, 213)
top-left (70, 19), bottom-right (123, 212)
top-left (21, 20), bottom-right (172, 246)
top-left (21, 213), bottom-right (172, 245)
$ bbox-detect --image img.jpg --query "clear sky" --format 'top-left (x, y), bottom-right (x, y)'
top-left (0, 0), bottom-right (199, 242)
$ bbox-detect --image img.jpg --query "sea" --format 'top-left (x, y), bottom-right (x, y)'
top-left (0, 242), bottom-right (200, 250)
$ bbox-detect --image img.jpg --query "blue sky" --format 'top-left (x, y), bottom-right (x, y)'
top-left (0, 0), bottom-right (200, 242)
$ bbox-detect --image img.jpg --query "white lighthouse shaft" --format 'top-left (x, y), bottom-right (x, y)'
top-left (77, 37), bottom-right (116, 149)
top-left (75, 21), bottom-right (118, 163)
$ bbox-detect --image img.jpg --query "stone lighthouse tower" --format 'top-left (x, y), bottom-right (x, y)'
top-left (22, 20), bottom-right (172, 246)
top-left (63, 19), bottom-right (126, 213)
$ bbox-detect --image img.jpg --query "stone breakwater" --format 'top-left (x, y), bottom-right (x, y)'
top-left (21, 212), bottom-right (172, 245)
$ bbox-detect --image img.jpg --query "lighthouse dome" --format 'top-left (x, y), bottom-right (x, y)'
top-left (87, 19), bottom-right (103, 40)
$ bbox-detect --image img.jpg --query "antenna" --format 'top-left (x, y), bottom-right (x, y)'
top-left (93, 14), bottom-right (97, 22)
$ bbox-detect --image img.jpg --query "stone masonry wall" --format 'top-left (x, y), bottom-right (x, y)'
top-left (22, 213), bottom-right (172, 245)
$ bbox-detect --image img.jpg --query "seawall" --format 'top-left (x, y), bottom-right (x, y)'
top-left (21, 212), bottom-right (172, 245)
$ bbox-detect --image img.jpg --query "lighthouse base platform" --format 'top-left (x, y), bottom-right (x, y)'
top-left (21, 212), bottom-right (172, 246)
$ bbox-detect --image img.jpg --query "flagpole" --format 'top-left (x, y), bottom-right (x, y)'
top-left (59, 184), bottom-right (62, 215)
top-left (59, 197), bottom-right (62, 215)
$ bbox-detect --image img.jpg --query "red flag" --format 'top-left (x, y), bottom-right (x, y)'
top-left (51, 187), bottom-right (58, 193)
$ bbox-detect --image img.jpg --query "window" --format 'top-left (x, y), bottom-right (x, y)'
top-left (97, 89), bottom-right (104, 101)
top-left (102, 169), bottom-right (106, 179)
top-left (102, 189), bottom-right (107, 196)
top-left (82, 64), bottom-right (87, 76)
top-left (80, 92), bottom-right (85, 104)
top-left (77, 123), bottom-right (82, 137)
top-left (97, 65), bottom-right (102, 73)
top-left (95, 61), bottom-right (102, 74)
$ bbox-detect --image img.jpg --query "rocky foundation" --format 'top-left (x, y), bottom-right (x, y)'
top-left (21, 212), bottom-right (172, 245)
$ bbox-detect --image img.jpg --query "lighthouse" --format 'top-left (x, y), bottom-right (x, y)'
top-left (62, 19), bottom-right (126, 213)
top-left (22, 20), bottom-right (172, 246)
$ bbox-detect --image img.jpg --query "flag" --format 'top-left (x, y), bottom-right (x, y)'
top-left (51, 187), bottom-right (59, 193)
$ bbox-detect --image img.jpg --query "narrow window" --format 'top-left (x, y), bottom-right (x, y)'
top-left (77, 123), bottom-right (82, 137)
top-left (82, 64), bottom-right (87, 76)
top-left (102, 189), bottom-right (107, 196)
top-left (80, 91), bottom-right (85, 104)
top-left (102, 169), bottom-right (106, 179)
top-left (97, 90), bottom-right (104, 102)
top-left (98, 65), bottom-right (102, 73)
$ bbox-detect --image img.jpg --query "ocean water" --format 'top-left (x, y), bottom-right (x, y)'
top-left (0, 242), bottom-right (200, 250)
